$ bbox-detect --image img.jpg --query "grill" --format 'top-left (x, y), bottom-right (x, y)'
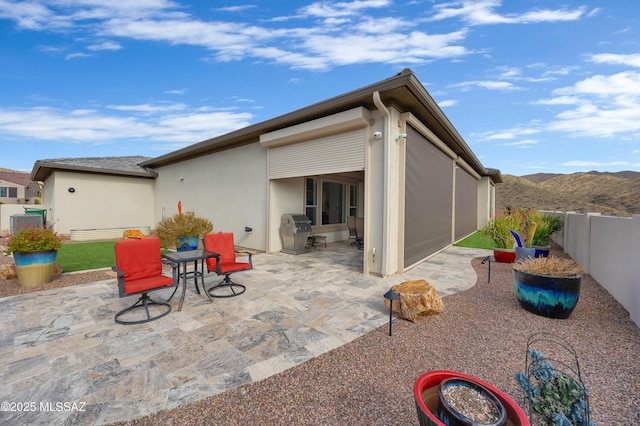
top-left (280, 214), bottom-right (312, 254)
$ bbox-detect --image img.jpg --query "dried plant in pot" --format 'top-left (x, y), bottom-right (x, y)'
top-left (512, 256), bottom-right (583, 319)
top-left (155, 211), bottom-right (213, 251)
top-left (414, 370), bottom-right (529, 426)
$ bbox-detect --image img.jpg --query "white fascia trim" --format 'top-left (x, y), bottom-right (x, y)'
top-left (456, 157), bottom-right (481, 180)
top-left (260, 107), bottom-right (371, 148)
top-left (400, 112), bottom-right (457, 160)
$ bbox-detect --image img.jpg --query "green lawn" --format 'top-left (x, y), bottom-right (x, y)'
top-left (453, 231), bottom-right (495, 250)
top-left (56, 240), bottom-right (118, 272)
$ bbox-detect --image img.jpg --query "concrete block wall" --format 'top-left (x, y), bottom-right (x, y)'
top-left (558, 212), bottom-right (640, 328)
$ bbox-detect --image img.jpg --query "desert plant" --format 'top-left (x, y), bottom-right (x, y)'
top-left (513, 255), bottom-right (583, 277)
top-left (4, 227), bottom-right (65, 255)
top-left (481, 208), bottom-right (527, 249)
top-left (155, 211), bottom-right (213, 249)
top-left (516, 348), bottom-right (595, 426)
top-left (526, 210), bottom-right (564, 247)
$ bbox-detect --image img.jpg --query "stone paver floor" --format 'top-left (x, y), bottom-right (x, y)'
top-left (0, 241), bottom-right (490, 425)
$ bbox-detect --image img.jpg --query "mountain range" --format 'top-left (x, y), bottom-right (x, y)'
top-left (496, 171), bottom-right (640, 217)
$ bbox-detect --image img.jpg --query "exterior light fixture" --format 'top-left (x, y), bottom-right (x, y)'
top-left (383, 288), bottom-right (400, 336)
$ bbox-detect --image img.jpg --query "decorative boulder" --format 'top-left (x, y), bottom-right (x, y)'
top-left (0, 264), bottom-right (17, 280)
top-left (123, 229), bottom-right (146, 239)
top-left (386, 279), bottom-right (444, 322)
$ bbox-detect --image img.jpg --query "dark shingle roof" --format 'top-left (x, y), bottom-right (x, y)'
top-left (31, 156), bottom-right (156, 181)
top-left (0, 171), bottom-right (31, 186)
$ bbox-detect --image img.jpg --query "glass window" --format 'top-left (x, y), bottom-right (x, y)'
top-left (305, 178), bottom-right (317, 225)
top-left (321, 181), bottom-right (345, 225)
top-left (0, 187), bottom-right (6, 197)
top-left (349, 184), bottom-right (358, 217)
top-left (9, 187), bottom-right (17, 198)
top-left (305, 177), bottom-right (354, 227)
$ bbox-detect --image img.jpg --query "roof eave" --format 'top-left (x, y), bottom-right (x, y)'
top-left (31, 161), bottom-right (157, 181)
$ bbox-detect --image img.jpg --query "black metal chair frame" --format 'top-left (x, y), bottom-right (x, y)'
top-left (112, 258), bottom-right (178, 325)
top-left (203, 233), bottom-right (253, 298)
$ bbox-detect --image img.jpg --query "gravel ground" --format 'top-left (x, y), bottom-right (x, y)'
top-left (2, 242), bottom-right (639, 425)
top-left (110, 244), bottom-right (638, 426)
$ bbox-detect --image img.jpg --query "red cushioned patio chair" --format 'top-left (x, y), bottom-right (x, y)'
top-left (203, 232), bottom-right (253, 298)
top-left (112, 237), bottom-right (178, 325)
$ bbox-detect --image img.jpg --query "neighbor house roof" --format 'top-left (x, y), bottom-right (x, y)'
top-left (0, 171), bottom-right (31, 186)
top-left (141, 68), bottom-right (499, 180)
top-left (31, 156), bottom-right (156, 181)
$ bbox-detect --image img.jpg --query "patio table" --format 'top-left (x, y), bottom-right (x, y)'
top-left (162, 249), bottom-right (219, 311)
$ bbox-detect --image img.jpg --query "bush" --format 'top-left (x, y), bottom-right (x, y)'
top-left (156, 211), bottom-right (213, 249)
top-left (4, 227), bottom-right (65, 254)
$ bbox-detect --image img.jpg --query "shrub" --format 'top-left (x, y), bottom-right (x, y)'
top-left (4, 227), bottom-right (65, 255)
top-left (155, 211), bottom-right (213, 249)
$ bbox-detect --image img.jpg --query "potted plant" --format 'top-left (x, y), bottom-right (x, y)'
top-left (414, 370), bottom-right (529, 426)
top-left (481, 208), bottom-right (526, 263)
top-left (515, 339), bottom-right (595, 426)
top-left (4, 227), bottom-right (65, 287)
top-left (513, 256), bottom-right (583, 319)
top-left (156, 211), bottom-right (213, 251)
top-left (523, 210), bottom-right (563, 257)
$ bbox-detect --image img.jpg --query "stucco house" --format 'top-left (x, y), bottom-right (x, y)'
top-left (31, 69), bottom-right (502, 277)
top-left (0, 171), bottom-right (40, 204)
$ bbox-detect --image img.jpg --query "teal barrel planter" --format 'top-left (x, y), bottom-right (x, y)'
top-left (13, 250), bottom-right (58, 287)
top-left (513, 269), bottom-right (581, 319)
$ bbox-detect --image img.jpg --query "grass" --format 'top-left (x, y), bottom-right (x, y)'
top-left (56, 240), bottom-right (118, 272)
top-left (453, 231), bottom-right (496, 250)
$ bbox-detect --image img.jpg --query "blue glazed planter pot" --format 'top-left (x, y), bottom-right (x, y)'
top-left (177, 236), bottom-right (199, 251)
top-left (513, 269), bottom-right (581, 319)
top-left (13, 250), bottom-right (58, 287)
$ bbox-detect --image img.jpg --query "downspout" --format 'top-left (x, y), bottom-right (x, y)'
top-left (373, 91), bottom-right (391, 277)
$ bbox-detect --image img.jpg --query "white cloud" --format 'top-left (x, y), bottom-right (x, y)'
top-left (87, 41), bottom-right (122, 51)
top-left (0, 105), bottom-right (253, 144)
top-left (0, 0), bottom-right (471, 71)
top-left (562, 160), bottom-right (640, 167)
top-left (300, 0), bottom-right (391, 19)
top-left (429, 0), bottom-right (586, 26)
top-left (66, 52), bottom-right (91, 59)
top-left (502, 139), bottom-right (538, 147)
top-left (547, 72), bottom-right (640, 137)
top-left (438, 99), bottom-right (458, 107)
top-left (588, 53), bottom-right (640, 68)
top-left (473, 127), bottom-right (540, 141)
top-left (450, 80), bottom-right (519, 91)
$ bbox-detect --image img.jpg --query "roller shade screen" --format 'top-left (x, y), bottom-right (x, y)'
top-left (404, 125), bottom-right (453, 268)
top-left (454, 166), bottom-right (478, 241)
top-left (268, 128), bottom-right (366, 179)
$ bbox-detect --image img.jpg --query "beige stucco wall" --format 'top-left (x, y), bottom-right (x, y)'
top-left (44, 171), bottom-right (156, 235)
top-left (365, 107), bottom-right (404, 277)
top-left (268, 177), bottom-right (305, 252)
top-left (477, 176), bottom-right (495, 228)
top-left (153, 142), bottom-right (268, 250)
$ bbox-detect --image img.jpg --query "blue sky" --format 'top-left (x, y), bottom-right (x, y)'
top-left (1, 0), bottom-right (639, 176)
